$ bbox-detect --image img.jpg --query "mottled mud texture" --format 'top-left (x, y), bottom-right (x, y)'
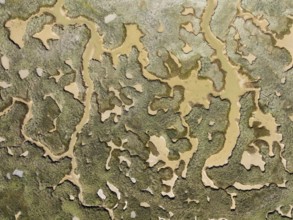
top-left (1, 0), bottom-right (293, 219)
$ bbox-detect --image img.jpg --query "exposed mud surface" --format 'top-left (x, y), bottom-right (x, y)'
top-left (1, 0), bottom-right (293, 219)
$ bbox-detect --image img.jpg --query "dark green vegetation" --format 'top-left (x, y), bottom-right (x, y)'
top-left (1, 0), bottom-right (293, 219)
